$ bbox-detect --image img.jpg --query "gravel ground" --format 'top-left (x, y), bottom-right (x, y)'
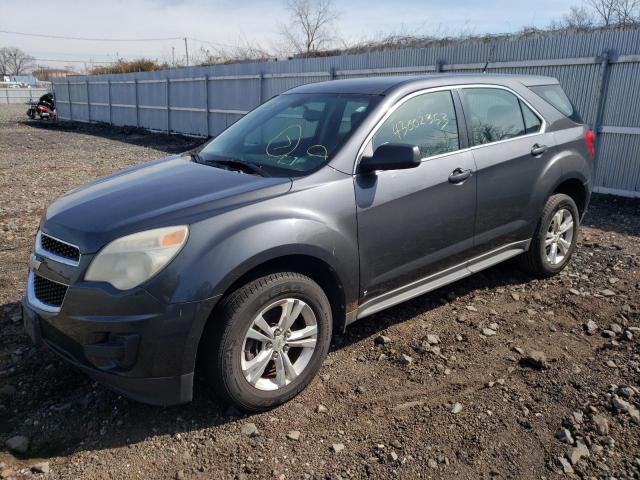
top-left (0, 104), bottom-right (639, 479)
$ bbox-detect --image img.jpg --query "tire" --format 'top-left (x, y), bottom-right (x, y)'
top-left (519, 193), bottom-right (579, 277)
top-left (200, 272), bottom-right (332, 412)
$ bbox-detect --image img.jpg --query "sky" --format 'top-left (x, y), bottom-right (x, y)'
top-left (1, 0), bottom-right (578, 70)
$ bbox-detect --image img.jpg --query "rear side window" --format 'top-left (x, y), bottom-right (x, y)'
top-left (463, 88), bottom-right (528, 145)
top-left (372, 90), bottom-right (459, 158)
top-left (529, 84), bottom-right (583, 123)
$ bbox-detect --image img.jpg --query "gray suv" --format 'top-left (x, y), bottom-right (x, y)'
top-left (22, 74), bottom-right (594, 411)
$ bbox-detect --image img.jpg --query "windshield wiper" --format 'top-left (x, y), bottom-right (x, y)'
top-left (191, 152), bottom-right (270, 177)
top-left (205, 158), bottom-right (270, 177)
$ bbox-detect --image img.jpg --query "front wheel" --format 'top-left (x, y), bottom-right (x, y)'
top-left (519, 193), bottom-right (580, 277)
top-left (200, 272), bottom-right (332, 412)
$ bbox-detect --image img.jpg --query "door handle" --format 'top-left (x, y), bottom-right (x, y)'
top-left (531, 144), bottom-right (548, 156)
top-left (448, 168), bottom-right (472, 184)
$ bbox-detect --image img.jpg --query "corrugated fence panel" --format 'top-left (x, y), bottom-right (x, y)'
top-left (52, 28), bottom-right (640, 195)
top-left (138, 81), bottom-right (168, 131)
top-left (602, 62), bottom-right (640, 127)
top-left (596, 133), bottom-right (640, 192)
top-left (0, 88), bottom-right (48, 104)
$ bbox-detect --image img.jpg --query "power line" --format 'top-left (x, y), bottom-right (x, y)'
top-left (187, 37), bottom-right (243, 49)
top-left (0, 30), bottom-right (243, 52)
top-left (0, 29), bottom-right (183, 42)
top-left (33, 58), bottom-right (114, 64)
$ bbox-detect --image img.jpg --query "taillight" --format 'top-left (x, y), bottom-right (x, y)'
top-left (585, 129), bottom-right (596, 158)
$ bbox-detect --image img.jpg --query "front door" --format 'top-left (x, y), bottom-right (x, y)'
top-left (355, 89), bottom-right (477, 302)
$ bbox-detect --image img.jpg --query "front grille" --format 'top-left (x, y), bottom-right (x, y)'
top-left (33, 274), bottom-right (68, 307)
top-left (40, 233), bottom-right (80, 262)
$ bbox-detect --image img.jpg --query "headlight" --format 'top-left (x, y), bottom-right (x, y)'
top-left (85, 226), bottom-right (189, 290)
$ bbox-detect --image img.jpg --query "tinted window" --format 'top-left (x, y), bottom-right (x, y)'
top-left (464, 88), bottom-right (527, 145)
top-left (200, 93), bottom-right (380, 177)
top-left (520, 100), bottom-right (542, 134)
top-left (372, 91), bottom-right (459, 158)
top-left (530, 84), bottom-right (582, 123)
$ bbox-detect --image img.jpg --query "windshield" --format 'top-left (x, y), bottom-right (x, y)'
top-left (199, 93), bottom-right (380, 177)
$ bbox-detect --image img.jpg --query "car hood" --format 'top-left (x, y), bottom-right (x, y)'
top-left (43, 155), bottom-right (292, 253)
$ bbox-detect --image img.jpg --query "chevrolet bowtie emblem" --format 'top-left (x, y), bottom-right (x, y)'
top-left (29, 255), bottom-right (42, 272)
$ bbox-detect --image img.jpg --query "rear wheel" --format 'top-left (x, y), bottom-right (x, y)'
top-left (519, 193), bottom-right (579, 277)
top-left (201, 272), bottom-right (332, 412)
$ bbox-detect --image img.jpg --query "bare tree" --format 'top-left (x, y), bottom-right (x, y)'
top-left (587, 0), bottom-right (618, 25)
top-left (562, 5), bottom-right (597, 28)
top-left (280, 0), bottom-right (339, 56)
top-left (0, 47), bottom-right (35, 75)
top-left (612, 0), bottom-right (640, 24)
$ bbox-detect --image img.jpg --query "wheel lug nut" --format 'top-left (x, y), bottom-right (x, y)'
top-left (266, 343), bottom-right (272, 349)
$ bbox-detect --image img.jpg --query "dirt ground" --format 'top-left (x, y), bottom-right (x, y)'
top-left (0, 104), bottom-right (639, 480)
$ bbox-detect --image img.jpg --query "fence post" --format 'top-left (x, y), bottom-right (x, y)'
top-left (86, 80), bottom-right (91, 122)
top-left (67, 81), bottom-right (72, 121)
top-left (166, 78), bottom-right (170, 133)
top-left (592, 49), bottom-right (612, 177)
top-left (204, 76), bottom-right (210, 137)
top-left (107, 79), bottom-right (112, 124)
top-left (4, 89), bottom-right (8, 104)
top-left (134, 79), bottom-right (139, 128)
top-left (29, 89), bottom-right (33, 102)
top-left (258, 72), bottom-right (264, 104)
top-left (330, 67), bottom-right (337, 80)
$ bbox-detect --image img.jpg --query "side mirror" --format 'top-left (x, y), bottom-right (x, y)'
top-left (359, 143), bottom-right (421, 174)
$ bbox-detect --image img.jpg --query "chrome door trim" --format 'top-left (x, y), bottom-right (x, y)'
top-left (353, 83), bottom-right (548, 174)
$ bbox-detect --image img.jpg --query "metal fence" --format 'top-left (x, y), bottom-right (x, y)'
top-left (52, 28), bottom-right (640, 197)
top-left (0, 88), bottom-right (49, 104)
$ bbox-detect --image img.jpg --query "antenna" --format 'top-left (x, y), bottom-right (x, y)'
top-left (482, 44), bottom-right (496, 74)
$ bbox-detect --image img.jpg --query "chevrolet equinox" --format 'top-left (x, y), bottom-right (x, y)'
top-left (22, 74), bottom-right (594, 411)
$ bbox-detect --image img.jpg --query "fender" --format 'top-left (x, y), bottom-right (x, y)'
top-left (145, 170), bottom-right (360, 308)
top-left (524, 126), bottom-right (592, 237)
top-left (539, 126), bottom-right (592, 220)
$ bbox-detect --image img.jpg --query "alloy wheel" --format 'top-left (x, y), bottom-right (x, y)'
top-left (241, 298), bottom-right (318, 391)
top-left (545, 208), bottom-right (574, 265)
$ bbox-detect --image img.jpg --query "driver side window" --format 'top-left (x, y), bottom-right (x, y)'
top-left (372, 90), bottom-right (459, 159)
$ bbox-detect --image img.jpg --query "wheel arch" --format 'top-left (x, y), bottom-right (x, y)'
top-left (191, 251), bottom-right (350, 370)
top-left (552, 177), bottom-right (589, 219)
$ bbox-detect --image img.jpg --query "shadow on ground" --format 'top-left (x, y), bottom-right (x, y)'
top-left (22, 118), bottom-right (205, 155)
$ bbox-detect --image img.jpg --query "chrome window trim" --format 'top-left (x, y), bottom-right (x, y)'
top-left (353, 83), bottom-right (548, 174)
top-left (460, 85), bottom-right (546, 147)
top-left (26, 270), bottom-right (67, 313)
top-left (36, 231), bottom-right (81, 267)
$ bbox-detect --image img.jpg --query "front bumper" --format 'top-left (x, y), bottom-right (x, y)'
top-left (22, 279), bottom-right (217, 406)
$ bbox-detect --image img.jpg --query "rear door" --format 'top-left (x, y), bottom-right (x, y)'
top-left (460, 86), bottom-right (556, 255)
top-left (354, 89), bottom-right (477, 301)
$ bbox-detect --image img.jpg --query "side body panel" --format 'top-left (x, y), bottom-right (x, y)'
top-left (470, 131), bottom-right (559, 255)
top-left (354, 150), bottom-right (477, 300)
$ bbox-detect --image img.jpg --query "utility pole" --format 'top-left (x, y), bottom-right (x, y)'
top-left (172, 46), bottom-right (175, 67)
top-left (183, 37), bottom-right (189, 67)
